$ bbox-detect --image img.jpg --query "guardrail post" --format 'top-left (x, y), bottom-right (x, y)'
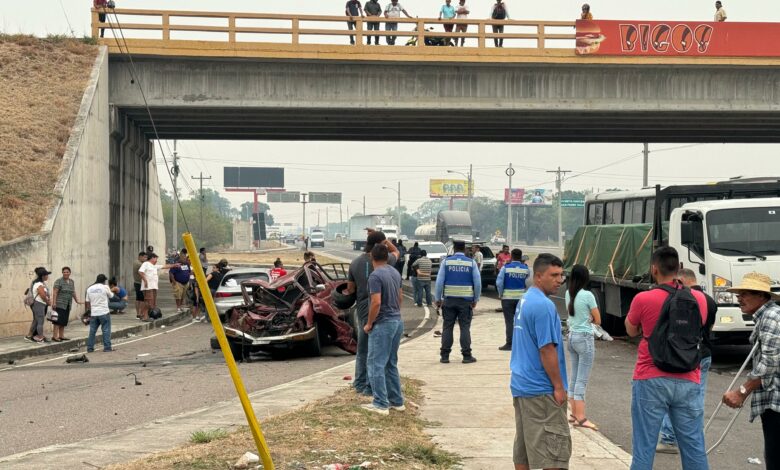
top-left (537, 23), bottom-right (545, 49)
top-left (356, 18), bottom-right (363, 45)
top-left (417, 19), bottom-right (425, 46)
top-left (162, 13), bottom-right (170, 42)
top-left (478, 21), bottom-right (485, 48)
top-left (228, 15), bottom-right (236, 43)
top-left (91, 9), bottom-right (99, 39)
top-left (292, 18), bottom-right (299, 45)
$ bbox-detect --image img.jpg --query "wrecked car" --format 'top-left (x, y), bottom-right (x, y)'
top-left (213, 262), bottom-right (358, 359)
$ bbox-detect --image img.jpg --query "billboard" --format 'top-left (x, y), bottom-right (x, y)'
top-left (309, 192), bottom-right (342, 204)
top-left (430, 179), bottom-right (472, 198)
top-left (575, 19), bottom-right (780, 57)
top-left (504, 188), bottom-right (525, 204)
top-left (224, 167), bottom-right (284, 189)
top-left (267, 191), bottom-right (301, 203)
top-left (524, 189), bottom-right (553, 207)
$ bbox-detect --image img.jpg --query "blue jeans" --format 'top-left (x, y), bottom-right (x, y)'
top-left (413, 278), bottom-right (432, 306)
top-left (631, 378), bottom-right (709, 470)
top-left (367, 319), bottom-right (404, 409)
top-left (567, 331), bottom-right (595, 401)
top-left (109, 296), bottom-right (127, 311)
top-left (659, 356), bottom-right (712, 446)
top-left (87, 314), bottom-right (112, 352)
top-left (353, 299), bottom-right (371, 395)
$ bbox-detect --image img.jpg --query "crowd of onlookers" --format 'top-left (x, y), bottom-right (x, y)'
top-left (343, 1), bottom-right (729, 47)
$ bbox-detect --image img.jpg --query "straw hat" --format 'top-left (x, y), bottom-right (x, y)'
top-left (727, 272), bottom-right (780, 300)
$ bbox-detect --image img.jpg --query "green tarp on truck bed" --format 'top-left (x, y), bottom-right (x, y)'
top-left (564, 224), bottom-right (654, 282)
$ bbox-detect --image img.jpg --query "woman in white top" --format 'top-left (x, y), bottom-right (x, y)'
top-left (26, 267), bottom-right (52, 343)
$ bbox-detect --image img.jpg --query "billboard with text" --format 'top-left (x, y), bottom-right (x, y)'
top-left (524, 189), bottom-right (553, 207)
top-left (504, 188), bottom-right (525, 204)
top-left (430, 179), bottom-right (472, 198)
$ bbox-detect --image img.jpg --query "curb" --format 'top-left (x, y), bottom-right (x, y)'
top-left (0, 311), bottom-right (191, 364)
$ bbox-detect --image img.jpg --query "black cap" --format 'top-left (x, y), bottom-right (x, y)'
top-left (34, 267), bottom-right (52, 277)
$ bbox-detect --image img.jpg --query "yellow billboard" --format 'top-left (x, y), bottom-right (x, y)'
top-left (430, 179), bottom-right (472, 198)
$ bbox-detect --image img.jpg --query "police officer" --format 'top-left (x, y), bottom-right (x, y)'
top-left (434, 240), bottom-right (481, 364)
top-left (495, 248), bottom-right (530, 351)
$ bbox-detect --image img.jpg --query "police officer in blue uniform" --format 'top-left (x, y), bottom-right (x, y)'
top-left (495, 248), bottom-right (530, 351)
top-left (434, 240), bottom-right (482, 364)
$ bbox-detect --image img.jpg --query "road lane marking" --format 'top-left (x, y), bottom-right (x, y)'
top-left (0, 322), bottom-right (196, 372)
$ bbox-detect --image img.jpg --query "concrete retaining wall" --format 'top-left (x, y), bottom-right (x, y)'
top-left (0, 47), bottom-right (166, 338)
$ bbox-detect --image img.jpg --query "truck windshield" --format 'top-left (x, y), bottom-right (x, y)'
top-left (707, 207), bottom-right (780, 256)
top-left (448, 226), bottom-right (471, 235)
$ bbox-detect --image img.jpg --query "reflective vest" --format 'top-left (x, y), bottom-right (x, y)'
top-left (442, 253), bottom-right (476, 300)
top-left (501, 261), bottom-right (529, 299)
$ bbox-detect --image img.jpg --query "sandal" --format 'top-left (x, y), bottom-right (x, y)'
top-left (568, 414), bottom-right (577, 424)
top-left (573, 417), bottom-right (599, 431)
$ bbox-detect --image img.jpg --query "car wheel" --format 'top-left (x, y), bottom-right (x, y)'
top-left (303, 322), bottom-right (322, 357)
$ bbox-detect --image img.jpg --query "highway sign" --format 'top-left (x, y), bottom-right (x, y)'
top-left (267, 191), bottom-right (301, 203)
top-left (561, 199), bottom-right (585, 208)
top-left (309, 192), bottom-right (342, 204)
top-left (224, 167), bottom-right (284, 189)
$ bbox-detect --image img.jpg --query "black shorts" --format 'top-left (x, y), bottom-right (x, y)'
top-left (134, 282), bottom-right (144, 301)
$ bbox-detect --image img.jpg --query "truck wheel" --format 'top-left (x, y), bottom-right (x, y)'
top-left (303, 322), bottom-right (322, 357)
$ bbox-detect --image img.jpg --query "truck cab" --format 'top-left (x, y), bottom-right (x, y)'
top-left (673, 198), bottom-right (780, 342)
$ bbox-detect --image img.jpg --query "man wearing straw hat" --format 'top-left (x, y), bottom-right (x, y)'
top-left (722, 272), bottom-right (780, 470)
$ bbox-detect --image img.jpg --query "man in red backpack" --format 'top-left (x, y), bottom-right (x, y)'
top-left (625, 247), bottom-right (709, 470)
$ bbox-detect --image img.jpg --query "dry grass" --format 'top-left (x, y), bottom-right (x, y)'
top-left (0, 35), bottom-right (97, 242)
top-left (107, 378), bottom-right (459, 470)
top-left (212, 250), bottom-right (346, 267)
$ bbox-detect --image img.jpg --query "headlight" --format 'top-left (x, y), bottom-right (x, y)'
top-left (712, 275), bottom-right (737, 305)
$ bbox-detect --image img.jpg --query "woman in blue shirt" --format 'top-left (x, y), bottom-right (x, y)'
top-left (565, 264), bottom-right (601, 430)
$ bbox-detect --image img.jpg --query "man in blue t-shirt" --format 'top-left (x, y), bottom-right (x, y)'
top-left (168, 256), bottom-right (192, 314)
top-left (510, 253), bottom-right (571, 470)
top-left (362, 243), bottom-right (405, 416)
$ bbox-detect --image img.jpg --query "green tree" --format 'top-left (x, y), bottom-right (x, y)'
top-left (412, 199), bottom-right (465, 223)
top-left (162, 189), bottom-right (234, 249)
top-left (238, 201), bottom-right (274, 226)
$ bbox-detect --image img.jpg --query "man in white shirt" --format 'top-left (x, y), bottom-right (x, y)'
top-left (384, 0), bottom-right (412, 45)
top-left (138, 253), bottom-right (177, 322)
top-left (85, 274), bottom-right (118, 352)
top-left (455, 0), bottom-right (469, 46)
top-left (714, 1), bottom-right (727, 21)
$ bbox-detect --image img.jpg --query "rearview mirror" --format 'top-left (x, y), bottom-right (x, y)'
top-left (680, 221), bottom-right (694, 246)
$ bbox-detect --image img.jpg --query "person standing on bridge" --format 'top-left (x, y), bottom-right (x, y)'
top-left (714, 1), bottom-right (727, 22)
top-left (346, 230), bottom-right (399, 398)
top-left (439, 0), bottom-right (457, 45)
top-left (580, 3), bottom-right (593, 20)
top-left (93, 0), bottom-right (109, 38)
top-left (496, 248), bottom-right (529, 351)
top-left (364, 0), bottom-right (383, 45)
top-left (435, 240), bottom-right (481, 364)
top-left (455, 0), bottom-right (470, 46)
top-left (490, 0), bottom-right (509, 47)
top-left (384, 0), bottom-right (412, 46)
top-left (345, 0), bottom-right (365, 45)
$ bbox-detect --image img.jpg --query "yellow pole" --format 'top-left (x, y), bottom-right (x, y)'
top-left (182, 233), bottom-right (275, 470)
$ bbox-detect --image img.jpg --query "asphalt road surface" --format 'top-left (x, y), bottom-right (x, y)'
top-left (0, 301), bottom-right (434, 458)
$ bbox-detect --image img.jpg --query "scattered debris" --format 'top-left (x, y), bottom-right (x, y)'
top-left (7, 360), bottom-right (15, 365)
top-left (141, 362), bottom-right (147, 367)
top-left (748, 457), bottom-right (762, 465)
top-left (343, 375), bottom-right (352, 381)
top-left (433, 331), bottom-right (442, 338)
top-left (45, 396), bottom-right (48, 400)
top-left (69, 347), bottom-right (79, 352)
top-left (162, 361), bottom-right (172, 366)
top-left (234, 451), bottom-right (260, 469)
top-left (66, 354), bottom-right (89, 364)
top-left (137, 353), bottom-right (150, 357)
top-left (403, 333), bottom-right (410, 338)
top-left (127, 373), bottom-right (142, 386)
top-left (161, 325), bottom-right (166, 329)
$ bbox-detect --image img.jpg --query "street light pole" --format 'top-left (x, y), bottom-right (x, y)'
top-left (506, 163), bottom-right (515, 245)
top-left (382, 184), bottom-right (402, 237)
top-left (447, 166), bottom-right (473, 216)
top-left (546, 166), bottom-right (572, 250)
top-left (643, 143), bottom-right (650, 187)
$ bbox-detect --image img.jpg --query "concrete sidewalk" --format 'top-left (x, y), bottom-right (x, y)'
top-left (402, 299), bottom-right (632, 469)
top-left (0, 299), bottom-right (632, 469)
top-left (0, 282), bottom-right (188, 364)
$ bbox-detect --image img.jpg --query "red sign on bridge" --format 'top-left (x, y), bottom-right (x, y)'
top-left (576, 19), bottom-right (780, 57)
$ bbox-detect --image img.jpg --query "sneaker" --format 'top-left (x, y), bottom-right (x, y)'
top-left (656, 442), bottom-right (679, 454)
top-left (360, 403), bottom-right (389, 416)
top-left (33, 336), bottom-right (45, 343)
top-left (60, 337), bottom-right (71, 341)
top-left (103, 348), bottom-right (116, 352)
top-left (24, 336), bottom-right (34, 343)
top-left (462, 355), bottom-right (477, 364)
top-left (390, 404), bottom-right (406, 412)
top-left (440, 356), bottom-right (450, 364)
top-left (498, 344), bottom-right (512, 351)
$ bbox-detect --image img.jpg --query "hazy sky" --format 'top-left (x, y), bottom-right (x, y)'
top-left (5, 1), bottom-right (780, 225)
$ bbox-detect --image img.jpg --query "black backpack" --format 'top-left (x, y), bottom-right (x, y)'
top-left (492, 3), bottom-right (507, 19)
top-left (646, 283), bottom-right (703, 373)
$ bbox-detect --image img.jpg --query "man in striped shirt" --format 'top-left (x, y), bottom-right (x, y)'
top-left (411, 250), bottom-right (433, 307)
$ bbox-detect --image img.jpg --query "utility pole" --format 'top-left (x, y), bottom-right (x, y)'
top-left (171, 140), bottom-right (179, 251)
top-left (506, 163), bottom-right (515, 246)
top-left (643, 143), bottom-right (650, 187)
top-left (326, 207), bottom-right (330, 238)
top-left (191, 172), bottom-right (212, 241)
top-left (363, 195), bottom-right (366, 215)
top-left (546, 166), bottom-right (572, 250)
top-left (467, 163), bottom-right (473, 216)
top-left (397, 181), bottom-right (401, 237)
top-left (301, 193), bottom-right (308, 242)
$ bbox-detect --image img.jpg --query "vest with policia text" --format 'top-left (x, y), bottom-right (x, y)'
top-left (442, 253), bottom-right (477, 300)
top-left (501, 261), bottom-right (529, 300)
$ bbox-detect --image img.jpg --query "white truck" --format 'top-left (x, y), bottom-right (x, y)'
top-left (348, 214), bottom-right (397, 251)
top-left (566, 180), bottom-right (780, 343)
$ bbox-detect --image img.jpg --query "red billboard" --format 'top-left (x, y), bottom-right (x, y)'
top-left (576, 20), bottom-right (780, 57)
top-left (505, 188), bottom-right (524, 204)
